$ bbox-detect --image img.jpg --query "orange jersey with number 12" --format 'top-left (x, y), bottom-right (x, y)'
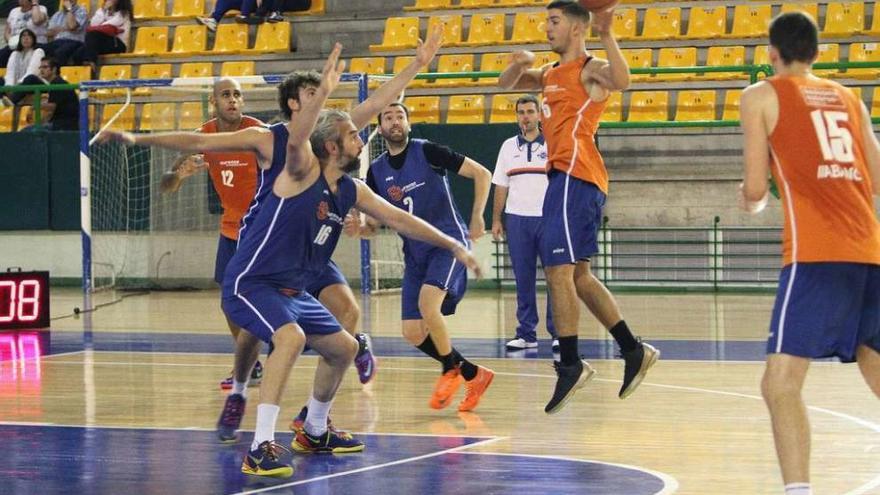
top-left (201, 115), bottom-right (264, 240)
top-left (541, 55), bottom-right (608, 193)
top-left (767, 75), bottom-right (880, 265)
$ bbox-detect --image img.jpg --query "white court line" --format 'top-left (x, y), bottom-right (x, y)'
top-left (458, 451), bottom-right (679, 495)
top-left (232, 436), bottom-right (507, 495)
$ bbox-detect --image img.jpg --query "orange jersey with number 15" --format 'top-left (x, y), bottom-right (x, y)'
top-left (201, 115), bottom-right (264, 240)
top-left (541, 55), bottom-right (608, 193)
top-left (767, 75), bottom-right (880, 265)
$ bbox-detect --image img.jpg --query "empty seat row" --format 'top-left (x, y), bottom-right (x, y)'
top-left (110, 22), bottom-right (290, 58)
top-left (133, 0), bottom-right (325, 19)
top-left (376, 3), bottom-right (875, 50)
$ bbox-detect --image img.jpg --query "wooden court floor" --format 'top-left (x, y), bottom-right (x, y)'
top-left (0, 288), bottom-right (878, 494)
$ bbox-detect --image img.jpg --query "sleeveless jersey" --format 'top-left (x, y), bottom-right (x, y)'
top-left (541, 55), bottom-right (608, 193)
top-left (767, 75), bottom-right (880, 265)
top-left (201, 115), bottom-right (264, 240)
top-left (222, 170), bottom-right (358, 294)
top-left (369, 139), bottom-right (470, 260)
top-left (237, 122), bottom-right (289, 244)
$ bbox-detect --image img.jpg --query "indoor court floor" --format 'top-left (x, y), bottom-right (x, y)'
top-left (1, 288), bottom-right (878, 494)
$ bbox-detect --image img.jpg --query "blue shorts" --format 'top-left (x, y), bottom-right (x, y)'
top-left (401, 247), bottom-right (468, 320)
top-left (214, 235), bottom-right (238, 284)
top-left (222, 285), bottom-right (342, 344)
top-left (541, 171), bottom-right (606, 267)
top-left (306, 260), bottom-right (348, 299)
top-left (768, 262), bottom-right (880, 362)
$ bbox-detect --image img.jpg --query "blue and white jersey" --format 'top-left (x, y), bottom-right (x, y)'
top-left (368, 139), bottom-right (469, 261)
top-left (237, 122), bottom-right (289, 244)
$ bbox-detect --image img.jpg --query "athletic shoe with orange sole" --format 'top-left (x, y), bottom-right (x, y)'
top-left (458, 366), bottom-right (494, 412)
top-left (429, 368), bottom-right (464, 409)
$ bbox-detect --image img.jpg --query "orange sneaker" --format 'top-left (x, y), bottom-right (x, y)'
top-left (429, 368), bottom-right (464, 409)
top-left (458, 366), bottom-right (494, 412)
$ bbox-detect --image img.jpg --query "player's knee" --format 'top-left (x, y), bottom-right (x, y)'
top-left (339, 304), bottom-right (361, 333)
top-left (761, 367), bottom-right (801, 403)
top-left (401, 324), bottom-right (426, 345)
top-left (271, 327), bottom-right (306, 354)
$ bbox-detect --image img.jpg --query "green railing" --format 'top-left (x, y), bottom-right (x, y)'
top-left (2, 82), bottom-right (78, 128)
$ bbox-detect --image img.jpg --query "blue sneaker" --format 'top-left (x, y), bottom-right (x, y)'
top-left (292, 428), bottom-right (364, 454)
top-left (217, 393), bottom-right (246, 443)
top-left (354, 334), bottom-right (377, 384)
top-left (241, 440), bottom-right (293, 478)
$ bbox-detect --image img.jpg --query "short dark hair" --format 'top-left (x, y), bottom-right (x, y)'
top-left (769, 12), bottom-right (818, 65)
top-left (277, 70), bottom-right (321, 120)
top-left (41, 56), bottom-right (59, 72)
top-left (377, 102), bottom-right (409, 125)
top-left (546, 0), bottom-right (590, 24)
top-left (515, 94), bottom-right (540, 112)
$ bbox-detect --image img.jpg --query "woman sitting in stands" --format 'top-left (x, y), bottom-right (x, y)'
top-left (72, 0), bottom-right (131, 76)
top-left (0, 29), bottom-right (46, 105)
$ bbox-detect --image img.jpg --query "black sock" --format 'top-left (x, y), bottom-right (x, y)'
top-left (558, 335), bottom-right (579, 365)
top-left (416, 335), bottom-right (443, 362)
top-left (609, 320), bottom-right (639, 353)
top-left (452, 349), bottom-right (478, 381)
top-left (440, 352), bottom-right (457, 374)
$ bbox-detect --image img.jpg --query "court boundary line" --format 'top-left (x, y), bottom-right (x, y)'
top-left (458, 451), bottom-right (679, 495)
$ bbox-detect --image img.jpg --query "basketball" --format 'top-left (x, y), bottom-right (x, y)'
top-left (578, 0), bottom-right (618, 12)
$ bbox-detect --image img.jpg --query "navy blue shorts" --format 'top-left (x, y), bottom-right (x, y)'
top-left (401, 247), bottom-right (468, 320)
top-left (214, 235), bottom-right (238, 284)
top-left (306, 260), bottom-right (348, 299)
top-left (768, 262), bottom-right (880, 362)
top-left (222, 285), bottom-right (342, 344)
top-left (540, 171), bottom-right (606, 267)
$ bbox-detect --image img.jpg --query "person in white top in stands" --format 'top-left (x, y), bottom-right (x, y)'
top-left (72, 0), bottom-right (132, 76)
top-left (491, 94), bottom-right (559, 353)
top-left (1, 29), bottom-right (45, 105)
top-left (0, 0), bottom-right (48, 67)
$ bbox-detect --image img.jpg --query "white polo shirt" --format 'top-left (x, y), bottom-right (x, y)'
top-left (492, 134), bottom-right (549, 217)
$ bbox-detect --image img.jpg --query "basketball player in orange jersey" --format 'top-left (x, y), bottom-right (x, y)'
top-left (159, 77), bottom-right (267, 390)
top-left (739, 12), bottom-right (880, 495)
top-left (499, 0), bottom-right (659, 414)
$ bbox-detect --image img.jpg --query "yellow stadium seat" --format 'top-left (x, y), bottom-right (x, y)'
top-left (701, 45), bottom-right (746, 80)
top-left (814, 43), bottom-right (841, 78)
top-left (100, 103), bottom-right (136, 131)
top-left (591, 49), bottom-right (607, 61)
top-left (179, 62), bottom-right (213, 78)
top-left (140, 103), bottom-right (175, 131)
top-left (463, 13), bottom-right (505, 46)
top-left (729, 4), bottom-right (771, 38)
top-left (599, 92), bottom-right (622, 123)
top-left (654, 47), bottom-right (697, 82)
top-left (507, 11), bottom-right (546, 44)
top-left (405, 96), bottom-right (440, 124)
top-left (753, 45), bottom-right (768, 65)
top-left (179, 101), bottom-right (210, 130)
top-left (350, 57), bottom-right (385, 88)
top-left (213, 24), bottom-right (249, 53)
top-left (621, 48), bottom-right (651, 82)
top-left (370, 17), bottom-right (420, 51)
top-left (641, 8), bottom-right (681, 40)
top-left (325, 98), bottom-right (353, 111)
top-left (603, 9), bottom-right (636, 41)
top-left (404, 0), bottom-right (452, 11)
top-left (458, 0), bottom-right (492, 7)
top-left (170, 25), bottom-right (207, 56)
top-left (428, 15), bottom-right (463, 47)
top-left (96, 64), bottom-right (132, 97)
top-left (220, 61), bottom-right (255, 77)
top-left (133, 0), bottom-right (165, 19)
top-left (846, 42), bottom-right (880, 79)
top-left (446, 94), bottom-right (485, 124)
top-left (823, 2), bottom-right (864, 37)
top-left (127, 26), bottom-right (169, 56)
top-left (477, 52), bottom-right (509, 86)
top-left (722, 89), bottom-right (742, 121)
top-left (496, 0), bottom-right (534, 6)
top-left (252, 21), bottom-right (291, 53)
top-left (134, 63), bottom-right (172, 95)
top-left (872, 88), bottom-right (880, 118)
top-left (534, 50), bottom-right (560, 68)
top-left (60, 66), bottom-right (91, 84)
top-left (0, 67), bottom-right (5, 78)
top-left (780, 3), bottom-right (817, 21)
top-left (0, 107), bottom-right (15, 132)
top-left (849, 86), bottom-right (862, 102)
top-left (171, 0), bottom-right (205, 17)
top-left (685, 6), bottom-right (726, 39)
top-left (675, 90), bottom-right (716, 121)
top-left (489, 94), bottom-right (523, 123)
top-left (627, 91), bottom-right (669, 122)
top-left (392, 56), bottom-right (427, 88)
top-left (868, 7), bottom-right (880, 36)
top-left (430, 54), bottom-right (475, 87)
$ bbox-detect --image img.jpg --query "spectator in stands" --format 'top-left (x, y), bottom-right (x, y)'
top-left (197, 0), bottom-right (267, 32)
top-left (17, 56), bottom-right (78, 130)
top-left (1, 0), bottom-right (48, 67)
top-left (260, 0), bottom-right (312, 22)
top-left (72, 0), bottom-right (131, 76)
top-left (43, 0), bottom-right (87, 67)
top-left (0, 29), bottom-right (45, 105)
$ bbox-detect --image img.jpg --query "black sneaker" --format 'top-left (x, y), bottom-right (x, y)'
top-left (544, 359), bottom-right (596, 414)
top-left (618, 341), bottom-right (659, 399)
top-left (216, 393), bottom-right (246, 443)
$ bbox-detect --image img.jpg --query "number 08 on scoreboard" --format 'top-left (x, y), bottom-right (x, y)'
top-left (0, 271), bottom-right (50, 330)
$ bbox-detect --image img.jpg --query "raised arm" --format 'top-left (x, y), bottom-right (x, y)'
top-left (354, 181), bottom-right (482, 277)
top-left (738, 82), bottom-right (773, 213)
top-left (349, 25), bottom-right (442, 131)
top-left (457, 157), bottom-right (492, 241)
top-left (859, 101), bottom-right (880, 196)
top-left (498, 50), bottom-right (545, 91)
top-left (584, 9), bottom-right (630, 91)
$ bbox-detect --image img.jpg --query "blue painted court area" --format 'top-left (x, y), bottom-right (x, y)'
top-left (0, 425), bottom-right (669, 495)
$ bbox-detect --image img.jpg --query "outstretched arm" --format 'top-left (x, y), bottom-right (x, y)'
top-left (96, 126), bottom-right (271, 157)
top-left (457, 157), bottom-right (492, 241)
top-left (585, 8), bottom-right (630, 91)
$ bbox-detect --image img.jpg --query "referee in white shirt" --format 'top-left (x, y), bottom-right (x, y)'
top-left (491, 94), bottom-right (558, 351)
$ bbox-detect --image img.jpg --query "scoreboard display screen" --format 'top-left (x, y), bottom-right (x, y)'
top-left (0, 271), bottom-right (50, 330)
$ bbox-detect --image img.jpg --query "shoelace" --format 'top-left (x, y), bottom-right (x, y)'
top-left (220, 397), bottom-right (245, 426)
top-left (261, 440), bottom-right (291, 461)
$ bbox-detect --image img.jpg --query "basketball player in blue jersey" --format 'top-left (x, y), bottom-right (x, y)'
top-left (357, 102), bottom-right (495, 412)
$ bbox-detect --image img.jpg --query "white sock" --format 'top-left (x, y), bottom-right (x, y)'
top-left (251, 403), bottom-right (280, 450)
top-left (232, 379), bottom-right (248, 397)
top-left (304, 396), bottom-right (332, 437)
top-left (784, 483), bottom-right (812, 495)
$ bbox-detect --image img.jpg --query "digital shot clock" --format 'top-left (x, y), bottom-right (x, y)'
top-left (0, 270), bottom-right (50, 330)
